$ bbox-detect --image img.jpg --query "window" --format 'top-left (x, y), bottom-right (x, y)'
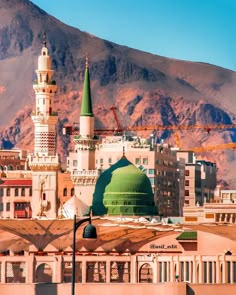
top-left (100, 158), bottom-right (103, 164)
top-left (71, 188), bottom-right (74, 196)
top-left (0, 188), bottom-right (3, 197)
top-left (29, 188), bottom-right (32, 196)
top-left (6, 188), bottom-right (10, 197)
top-left (86, 262), bottom-right (106, 283)
top-left (185, 190), bottom-right (189, 196)
top-left (73, 160), bottom-right (77, 167)
top-left (110, 262), bottom-right (130, 283)
top-left (15, 188), bottom-right (19, 197)
top-left (0, 203), bottom-right (3, 211)
top-left (21, 188), bottom-right (25, 197)
top-left (185, 170), bottom-right (190, 176)
top-left (135, 158), bottom-right (140, 165)
top-left (42, 193), bottom-right (46, 201)
top-left (108, 158), bottom-right (112, 164)
top-left (6, 202), bottom-right (10, 211)
top-left (63, 188), bottom-right (67, 197)
top-left (148, 169), bottom-right (155, 175)
top-left (185, 180), bottom-right (189, 186)
top-left (143, 158), bottom-right (148, 165)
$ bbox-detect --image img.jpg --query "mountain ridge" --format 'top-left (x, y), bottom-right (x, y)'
top-left (0, 0), bottom-right (236, 186)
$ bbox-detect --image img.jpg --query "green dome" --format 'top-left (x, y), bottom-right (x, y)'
top-left (92, 157), bottom-right (157, 216)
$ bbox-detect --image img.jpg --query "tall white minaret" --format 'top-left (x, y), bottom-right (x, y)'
top-left (70, 55), bottom-right (100, 206)
top-left (29, 35), bottom-right (60, 218)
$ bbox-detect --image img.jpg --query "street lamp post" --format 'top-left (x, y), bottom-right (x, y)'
top-left (71, 214), bottom-right (97, 295)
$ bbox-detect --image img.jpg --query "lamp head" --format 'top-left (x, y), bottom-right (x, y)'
top-left (83, 223), bottom-right (97, 239)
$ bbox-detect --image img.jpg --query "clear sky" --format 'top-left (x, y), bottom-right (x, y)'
top-left (30, 0), bottom-right (236, 71)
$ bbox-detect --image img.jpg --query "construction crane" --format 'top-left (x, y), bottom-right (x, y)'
top-left (125, 123), bottom-right (236, 133)
top-left (109, 106), bottom-right (123, 133)
top-left (191, 142), bottom-right (236, 153)
top-left (62, 104), bottom-right (236, 137)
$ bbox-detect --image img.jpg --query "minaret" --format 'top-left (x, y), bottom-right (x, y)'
top-left (29, 34), bottom-right (60, 218)
top-left (70, 55), bottom-right (100, 206)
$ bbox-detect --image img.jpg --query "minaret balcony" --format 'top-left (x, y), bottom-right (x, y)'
top-left (71, 169), bottom-right (100, 177)
top-left (31, 114), bottom-right (58, 124)
top-left (28, 154), bottom-right (60, 166)
top-left (33, 84), bottom-right (57, 93)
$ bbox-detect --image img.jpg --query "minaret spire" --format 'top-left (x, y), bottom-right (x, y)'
top-left (79, 54), bottom-right (94, 139)
top-left (85, 52), bottom-right (88, 69)
top-left (80, 54), bottom-right (93, 118)
top-left (43, 32), bottom-right (47, 48)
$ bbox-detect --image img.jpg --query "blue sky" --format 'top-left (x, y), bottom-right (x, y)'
top-left (31, 0), bottom-right (236, 71)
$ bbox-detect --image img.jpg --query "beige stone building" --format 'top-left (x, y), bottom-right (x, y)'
top-left (177, 151), bottom-right (216, 207)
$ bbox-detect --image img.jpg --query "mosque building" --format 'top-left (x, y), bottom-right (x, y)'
top-left (0, 39), bottom-right (236, 295)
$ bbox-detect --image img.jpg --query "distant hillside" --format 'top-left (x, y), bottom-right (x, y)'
top-left (0, 0), bottom-right (236, 186)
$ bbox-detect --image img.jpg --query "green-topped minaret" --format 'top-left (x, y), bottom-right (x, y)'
top-left (70, 55), bottom-right (100, 207)
top-left (80, 55), bottom-right (93, 117)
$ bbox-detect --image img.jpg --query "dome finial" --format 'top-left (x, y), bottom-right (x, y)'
top-left (85, 52), bottom-right (89, 69)
top-left (43, 32), bottom-right (47, 47)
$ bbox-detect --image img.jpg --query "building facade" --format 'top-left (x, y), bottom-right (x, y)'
top-left (177, 151), bottom-right (216, 207)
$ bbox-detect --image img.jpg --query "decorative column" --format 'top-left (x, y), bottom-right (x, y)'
top-left (212, 261), bottom-right (215, 284)
top-left (206, 261), bottom-right (209, 283)
top-left (170, 257), bottom-right (174, 282)
top-left (106, 260), bottom-right (110, 283)
top-left (222, 259), bottom-right (226, 284)
top-left (216, 257), bottom-right (220, 283)
top-left (189, 261), bottom-right (192, 283)
top-left (192, 257), bottom-right (196, 283)
top-left (161, 261), bottom-right (165, 282)
top-left (53, 255), bottom-right (62, 282)
top-left (230, 261), bottom-right (233, 284)
top-left (81, 260), bottom-right (86, 283)
top-left (153, 255), bottom-right (158, 283)
top-left (199, 259), bottom-right (203, 283)
top-left (1, 260), bottom-right (6, 283)
top-left (130, 256), bottom-right (137, 283)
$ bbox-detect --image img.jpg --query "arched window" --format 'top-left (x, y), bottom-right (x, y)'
top-left (35, 263), bottom-right (52, 283)
top-left (63, 188), bottom-right (67, 197)
top-left (21, 188), bottom-right (25, 197)
top-left (15, 188), bottom-right (19, 197)
top-left (71, 188), bottom-right (74, 196)
top-left (6, 188), bottom-right (10, 197)
top-left (139, 263), bottom-right (153, 283)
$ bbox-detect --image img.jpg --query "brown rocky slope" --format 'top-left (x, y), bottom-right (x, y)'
top-left (0, 0), bottom-right (236, 186)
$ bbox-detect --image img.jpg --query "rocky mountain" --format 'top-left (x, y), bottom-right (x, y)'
top-left (0, 0), bottom-right (236, 186)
